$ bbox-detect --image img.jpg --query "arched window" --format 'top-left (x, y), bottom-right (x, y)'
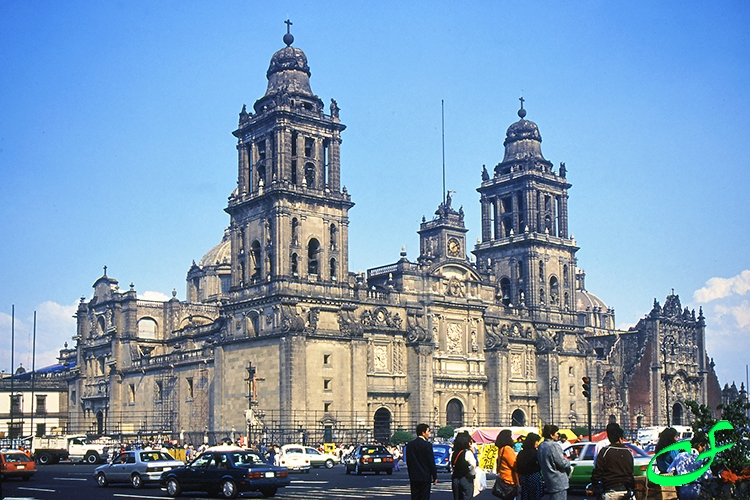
top-left (330, 258), bottom-right (337, 280)
top-left (539, 288), bottom-right (545, 304)
top-left (250, 241), bottom-right (261, 279)
top-left (549, 276), bottom-right (559, 304)
top-left (137, 318), bottom-right (158, 339)
top-left (563, 264), bottom-right (569, 285)
top-left (519, 289), bottom-right (525, 304)
top-left (564, 292), bottom-right (570, 309)
top-left (500, 278), bottom-right (511, 306)
top-left (517, 260), bottom-right (523, 279)
top-left (539, 261), bottom-right (544, 281)
top-left (373, 408), bottom-right (392, 445)
top-left (305, 162), bottom-right (315, 188)
top-left (446, 399), bottom-right (464, 428)
top-left (511, 409), bottom-right (526, 426)
top-left (308, 239), bottom-right (320, 275)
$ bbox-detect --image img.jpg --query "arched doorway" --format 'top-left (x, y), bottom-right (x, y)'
top-left (511, 409), bottom-right (526, 426)
top-left (672, 403), bottom-right (684, 426)
top-left (373, 408), bottom-right (392, 444)
top-left (446, 399), bottom-right (464, 428)
top-left (96, 410), bottom-right (104, 435)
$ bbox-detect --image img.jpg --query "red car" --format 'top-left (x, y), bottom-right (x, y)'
top-left (0, 450), bottom-right (37, 481)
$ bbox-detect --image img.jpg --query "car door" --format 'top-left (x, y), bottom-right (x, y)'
top-left (183, 452), bottom-right (212, 491)
top-left (305, 447), bottom-right (322, 466)
top-left (107, 452), bottom-right (130, 483)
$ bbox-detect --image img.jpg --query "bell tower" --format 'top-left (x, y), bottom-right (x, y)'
top-left (226, 23), bottom-right (353, 290)
top-left (473, 100), bottom-right (578, 318)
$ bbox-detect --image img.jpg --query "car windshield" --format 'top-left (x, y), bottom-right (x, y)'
top-left (360, 446), bottom-right (387, 455)
top-left (140, 451), bottom-right (175, 462)
top-left (3, 453), bottom-right (30, 463)
top-left (231, 452), bottom-right (268, 465)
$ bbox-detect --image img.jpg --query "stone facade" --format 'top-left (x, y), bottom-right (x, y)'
top-left (63, 29), bottom-right (721, 445)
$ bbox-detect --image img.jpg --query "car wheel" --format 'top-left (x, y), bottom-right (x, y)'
top-left (260, 486), bottom-right (278, 497)
top-left (325, 459), bottom-right (334, 469)
top-left (37, 453), bottom-right (52, 465)
top-left (96, 472), bottom-right (109, 487)
top-left (131, 473), bottom-right (143, 489)
top-left (85, 452), bottom-right (99, 464)
top-left (166, 477), bottom-right (182, 497)
top-left (220, 479), bottom-right (238, 499)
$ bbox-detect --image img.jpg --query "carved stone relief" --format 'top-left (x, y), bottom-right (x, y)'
top-left (446, 323), bottom-right (463, 354)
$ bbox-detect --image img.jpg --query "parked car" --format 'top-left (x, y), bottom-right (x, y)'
top-left (0, 450), bottom-right (36, 481)
top-left (344, 445), bottom-right (394, 475)
top-left (303, 446), bottom-right (337, 468)
top-left (160, 446), bottom-right (290, 498)
top-left (277, 445), bottom-right (312, 472)
top-left (562, 441), bottom-right (651, 490)
top-left (94, 449), bottom-right (184, 489)
top-left (432, 443), bottom-right (452, 472)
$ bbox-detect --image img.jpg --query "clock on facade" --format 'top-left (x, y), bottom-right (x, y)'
top-left (447, 238), bottom-right (461, 257)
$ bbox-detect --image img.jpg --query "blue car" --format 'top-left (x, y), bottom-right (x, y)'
top-left (433, 444), bottom-right (452, 472)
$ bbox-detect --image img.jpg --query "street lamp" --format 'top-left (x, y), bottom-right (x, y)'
top-left (661, 334), bottom-right (676, 427)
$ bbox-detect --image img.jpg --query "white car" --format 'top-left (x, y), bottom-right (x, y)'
top-left (303, 447), bottom-right (337, 468)
top-left (277, 445), bottom-right (311, 472)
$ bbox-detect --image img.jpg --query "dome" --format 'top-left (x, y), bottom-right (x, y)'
top-left (264, 45), bottom-right (313, 97)
top-left (199, 230), bottom-right (231, 268)
top-left (576, 288), bottom-right (609, 312)
top-left (502, 116), bottom-right (544, 164)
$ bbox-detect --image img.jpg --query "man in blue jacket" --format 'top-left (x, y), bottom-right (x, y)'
top-left (406, 423), bottom-right (438, 500)
top-left (537, 424), bottom-right (572, 500)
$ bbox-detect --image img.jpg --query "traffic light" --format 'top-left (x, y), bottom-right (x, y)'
top-left (582, 376), bottom-right (592, 399)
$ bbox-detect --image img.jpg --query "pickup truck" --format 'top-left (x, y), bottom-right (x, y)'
top-left (32, 435), bottom-right (110, 465)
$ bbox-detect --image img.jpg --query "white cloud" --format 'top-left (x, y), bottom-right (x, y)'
top-left (0, 301), bottom-right (77, 373)
top-left (714, 300), bottom-right (750, 329)
top-left (139, 290), bottom-right (172, 301)
top-left (693, 269), bottom-right (750, 303)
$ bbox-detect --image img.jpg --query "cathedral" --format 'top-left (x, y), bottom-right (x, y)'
top-left (62, 27), bottom-right (721, 445)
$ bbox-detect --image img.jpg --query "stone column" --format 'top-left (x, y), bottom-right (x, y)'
top-left (481, 195), bottom-right (491, 242)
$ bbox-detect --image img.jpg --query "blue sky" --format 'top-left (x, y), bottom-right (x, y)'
top-left (1, 1), bottom-right (749, 388)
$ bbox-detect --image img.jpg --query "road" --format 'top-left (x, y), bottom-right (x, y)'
top-left (1, 462), bottom-right (590, 500)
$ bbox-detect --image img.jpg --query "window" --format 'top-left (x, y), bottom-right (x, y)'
top-left (129, 384), bottom-right (136, 404)
top-left (308, 238), bottom-right (320, 275)
top-left (323, 354), bottom-right (331, 365)
top-left (305, 162), bottom-right (315, 188)
top-left (71, 389), bottom-right (76, 404)
top-left (291, 253), bottom-right (299, 276)
top-left (187, 378), bottom-right (194, 400)
top-left (330, 258), bottom-right (337, 280)
top-left (569, 385), bottom-right (575, 396)
top-left (324, 402), bottom-right (332, 413)
top-left (291, 159), bottom-right (297, 184)
top-left (137, 318), bottom-right (157, 339)
top-left (10, 394), bottom-right (21, 414)
top-left (291, 218), bottom-right (299, 246)
top-left (539, 260), bottom-right (544, 281)
top-left (304, 137), bottom-right (314, 157)
top-left (291, 132), bottom-right (298, 156)
top-left (36, 423), bottom-right (45, 437)
top-left (155, 381), bottom-right (163, 402)
top-left (500, 278), bottom-right (511, 306)
top-left (36, 395), bottom-right (47, 414)
top-left (329, 224), bottom-right (337, 250)
top-left (568, 366), bottom-right (574, 377)
top-left (251, 241), bottom-right (261, 279)
top-left (324, 379), bottom-right (331, 390)
top-left (549, 276), bottom-right (559, 304)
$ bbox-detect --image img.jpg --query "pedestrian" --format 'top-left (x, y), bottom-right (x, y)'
top-left (516, 433), bottom-right (543, 500)
top-left (450, 431), bottom-right (477, 500)
top-left (537, 424), bottom-right (572, 500)
top-left (494, 429), bottom-right (519, 500)
top-left (588, 423), bottom-right (634, 500)
top-left (666, 434), bottom-right (711, 500)
top-left (406, 423), bottom-right (438, 500)
top-left (514, 436), bottom-right (524, 453)
top-left (653, 428), bottom-right (679, 473)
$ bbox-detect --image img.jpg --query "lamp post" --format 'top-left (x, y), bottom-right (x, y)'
top-left (550, 376), bottom-right (559, 425)
top-left (661, 334), bottom-right (676, 427)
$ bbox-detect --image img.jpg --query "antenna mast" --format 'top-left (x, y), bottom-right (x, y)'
top-left (442, 100), bottom-right (446, 205)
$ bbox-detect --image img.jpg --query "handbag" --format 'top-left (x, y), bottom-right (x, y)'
top-left (491, 478), bottom-right (517, 499)
top-left (491, 447), bottom-right (518, 500)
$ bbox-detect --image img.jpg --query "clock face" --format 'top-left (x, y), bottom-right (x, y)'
top-left (447, 238), bottom-right (461, 257)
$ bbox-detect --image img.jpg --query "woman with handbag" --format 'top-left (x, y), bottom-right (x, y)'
top-left (451, 432), bottom-right (477, 500)
top-left (515, 433), bottom-right (543, 500)
top-left (493, 429), bottom-right (519, 500)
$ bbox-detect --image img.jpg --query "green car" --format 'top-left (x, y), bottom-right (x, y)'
top-left (561, 442), bottom-right (651, 490)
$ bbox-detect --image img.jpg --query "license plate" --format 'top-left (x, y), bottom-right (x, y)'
top-left (265, 471), bottom-right (274, 478)
top-left (18, 465), bottom-right (25, 469)
top-left (374, 458), bottom-right (381, 462)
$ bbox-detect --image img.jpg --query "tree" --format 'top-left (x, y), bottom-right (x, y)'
top-left (437, 426), bottom-right (455, 440)
top-left (390, 430), bottom-right (414, 445)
